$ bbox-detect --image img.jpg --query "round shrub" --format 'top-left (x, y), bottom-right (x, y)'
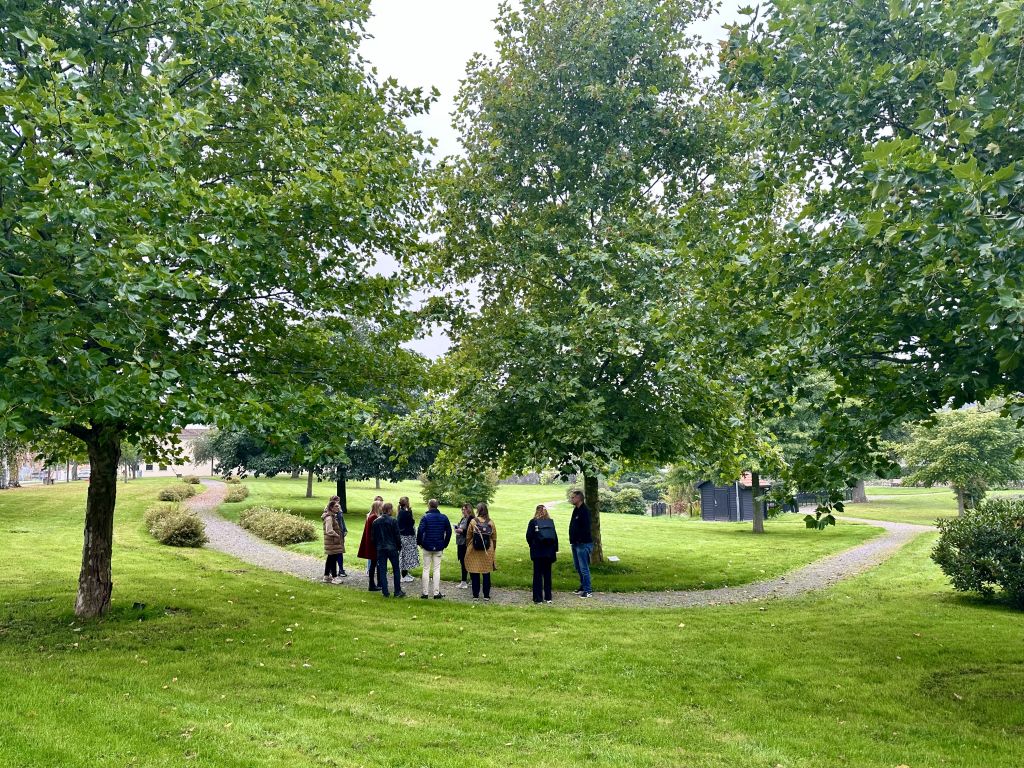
top-left (144, 504), bottom-right (207, 547)
top-left (614, 488), bottom-right (647, 515)
top-left (932, 497), bottom-right (1024, 606)
top-left (637, 478), bottom-right (665, 502)
top-left (181, 475), bottom-right (201, 485)
top-left (224, 484), bottom-right (250, 503)
top-left (239, 506), bottom-right (316, 546)
top-left (158, 484), bottom-right (199, 502)
top-left (224, 475), bottom-right (242, 485)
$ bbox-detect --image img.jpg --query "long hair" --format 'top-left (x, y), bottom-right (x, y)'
top-left (381, 502), bottom-right (394, 517)
top-left (369, 499), bottom-right (383, 518)
top-left (461, 502), bottom-right (475, 518)
top-left (399, 496), bottom-right (410, 510)
top-left (534, 504), bottom-right (549, 520)
top-left (476, 502), bottom-right (490, 520)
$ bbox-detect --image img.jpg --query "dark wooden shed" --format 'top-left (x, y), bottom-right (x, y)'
top-left (697, 473), bottom-right (773, 522)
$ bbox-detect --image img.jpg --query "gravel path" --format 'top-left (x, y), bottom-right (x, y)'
top-left (189, 481), bottom-right (935, 609)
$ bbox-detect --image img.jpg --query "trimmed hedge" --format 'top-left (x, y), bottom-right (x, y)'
top-left (239, 506), bottom-right (316, 546)
top-left (224, 476), bottom-right (242, 485)
top-left (181, 475), bottom-right (201, 485)
top-left (932, 497), bottom-right (1024, 607)
top-left (144, 504), bottom-right (207, 547)
top-left (224, 484), bottom-right (250, 503)
top-left (158, 484), bottom-right (199, 502)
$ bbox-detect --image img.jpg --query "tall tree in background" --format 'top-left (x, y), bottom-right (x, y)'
top-left (0, 1), bottom-right (430, 616)
top-left (901, 408), bottom-right (1024, 516)
top-left (723, 0), bottom-right (1024, 430)
top-left (429, 0), bottom-right (745, 562)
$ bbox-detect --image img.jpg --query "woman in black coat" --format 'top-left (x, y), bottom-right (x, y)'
top-left (525, 504), bottom-right (559, 604)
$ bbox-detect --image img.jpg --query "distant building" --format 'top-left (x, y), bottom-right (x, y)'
top-left (137, 426), bottom-right (213, 478)
top-left (696, 473), bottom-right (775, 522)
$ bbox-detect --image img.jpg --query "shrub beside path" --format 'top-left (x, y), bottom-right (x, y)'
top-left (189, 481), bottom-right (935, 609)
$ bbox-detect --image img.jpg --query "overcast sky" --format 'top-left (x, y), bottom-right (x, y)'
top-left (360, 1), bottom-right (745, 357)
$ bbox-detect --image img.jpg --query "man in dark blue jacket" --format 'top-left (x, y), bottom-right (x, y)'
top-left (568, 489), bottom-right (593, 597)
top-left (417, 499), bottom-right (452, 599)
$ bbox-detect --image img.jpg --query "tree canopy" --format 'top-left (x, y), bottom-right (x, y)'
top-left (0, 0), bottom-right (431, 616)
top-left (428, 0), bottom-right (747, 559)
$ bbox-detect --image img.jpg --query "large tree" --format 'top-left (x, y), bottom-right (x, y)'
top-left (0, 1), bottom-right (430, 616)
top-left (428, 0), bottom-right (747, 561)
top-left (723, 0), bottom-right (1024, 428)
top-left (901, 408), bottom-right (1024, 516)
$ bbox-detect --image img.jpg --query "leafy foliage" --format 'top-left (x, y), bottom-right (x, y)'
top-left (723, 0), bottom-right (1024, 430)
top-left (238, 506), bottom-right (316, 546)
top-left (419, 467), bottom-right (498, 507)
top-left (933, 496), bottom-right (1024, 606)
top-left (428, 0), bottom-right (748, 557)
top-left (0, 0), bottom-right (431, 614)
top-left (901, 409), bottom-right (1024, 513)
top-left (612, 488), bottom-right (647, 516)
top-left (144, 504), bottom-right (207, 548)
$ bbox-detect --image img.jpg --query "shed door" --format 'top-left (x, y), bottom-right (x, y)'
top-left (713, 488), bottom-right (731, 521)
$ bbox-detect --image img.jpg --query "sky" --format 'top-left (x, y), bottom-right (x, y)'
top-left (360, 1), bottom-right (746, 357)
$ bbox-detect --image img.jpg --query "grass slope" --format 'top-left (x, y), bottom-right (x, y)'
top-left (222, 477), bottom-right (881, 592)
top-left (858, 486), bottom-right (1024, 526)
top-left (1, 481), bottom-right (1022, 767)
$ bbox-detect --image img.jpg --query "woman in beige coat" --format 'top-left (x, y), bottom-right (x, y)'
top-left (464, 503), bottom-right (497, 600)
top-left (322, 497), bottom-right (346, 583)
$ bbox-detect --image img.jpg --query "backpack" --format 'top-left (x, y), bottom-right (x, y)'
top-left (472, 520), bottom-right (492, 551)
top-left (535, 518), bottom-right (556, 542)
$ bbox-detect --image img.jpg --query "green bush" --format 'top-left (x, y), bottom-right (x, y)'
top-left (144, 504), bottom-right (207, 547)
top-left (157, 484), bottom-right (199, 502)
top-left (181, 475), bottom-right (201, 485)
top-left (420, 467), bottom-right (499, 507)
top-left (239, 506), bottom-right (316, 546)
top-left (637, 478), bottom-right (665, 502)
top-left (932, 497), bottom-right (1024, 606)
top-left (614, 488), bottom-right (647, 515)
top-left (224, 484), bottom-right (250, 503)
top-left (224, 475), bottom-right (242, 485)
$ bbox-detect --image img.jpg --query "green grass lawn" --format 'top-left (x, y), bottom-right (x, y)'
top-left (221, 476), bottom-right (882, 592)
top-left (857, 486), bottom-right (1024, 526)
top-left (2, 480), bottom-right (1023, 767)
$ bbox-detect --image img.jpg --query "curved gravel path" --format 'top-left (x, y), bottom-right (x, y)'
top-left (189, 481), bottom-right (935, 609)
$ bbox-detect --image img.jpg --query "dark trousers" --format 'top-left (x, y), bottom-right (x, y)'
top-left (325, 554), bottom-right (341, 577)
top-left (470, 572), bottom-right (491, 599)
top-left (531, 557), bottom-right (554, 602)
top-left (366, 558), bottom-right (378, 589)
top-left (376, 551), bottom-right (401, 596)
top-left (457, 543), bottom-right (468, 581)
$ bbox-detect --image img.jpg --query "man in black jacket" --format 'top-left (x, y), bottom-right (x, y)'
top-left (371, 503), bottom-right (406, 598)
top-left (568, 489), bottom-right (593, 598)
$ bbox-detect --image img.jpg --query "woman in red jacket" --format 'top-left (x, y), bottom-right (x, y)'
top-left (357, 498), bottom-right (384, 591)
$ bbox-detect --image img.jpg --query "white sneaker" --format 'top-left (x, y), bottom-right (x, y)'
top-left (322, 575), bottom-right (333, 584)
top-left (401, 575), bottom-right (414, 583)
top-left (457, 581), bottom-right (468, 589)
top-left (332, 577), bottom-right (346, 584)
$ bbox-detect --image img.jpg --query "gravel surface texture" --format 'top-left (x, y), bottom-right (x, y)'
top-left (190, 481), bottom-right (935, 609)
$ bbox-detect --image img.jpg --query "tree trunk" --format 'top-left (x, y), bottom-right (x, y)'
top-left (336, 464), bottom-right (348, 514)
top-left (583, 473), bottom-right (604, 563)
top-left (956, 487), bottom-right (966, 517)
top-left (75, 428), bottom-right (121, 618)
top-left (306, 467), bottom-right (314, 498)
top-left (374, 476), bottom-right (381, 490)
top-left (851, 479), bottom-right (868, 503)
top-left (72, 461), bottom-right (79, 481)
top-left (751, 471), bottom-right (765, 534)
top-left (291, 467), bottom-right (301, 479)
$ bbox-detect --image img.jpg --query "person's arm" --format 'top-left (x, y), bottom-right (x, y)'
top-left (416, 517), bottom-right (424, 548)
top-left (525, 520), bottom-right (534, 545)
top-left (443, 518), bottom-right (452, 548)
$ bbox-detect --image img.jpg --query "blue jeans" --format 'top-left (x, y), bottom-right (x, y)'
top-left (572, 543), bottom-right (593, 593)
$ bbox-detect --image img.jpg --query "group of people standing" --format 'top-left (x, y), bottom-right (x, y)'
top-left (321, 489), bottom-right (595, 603)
